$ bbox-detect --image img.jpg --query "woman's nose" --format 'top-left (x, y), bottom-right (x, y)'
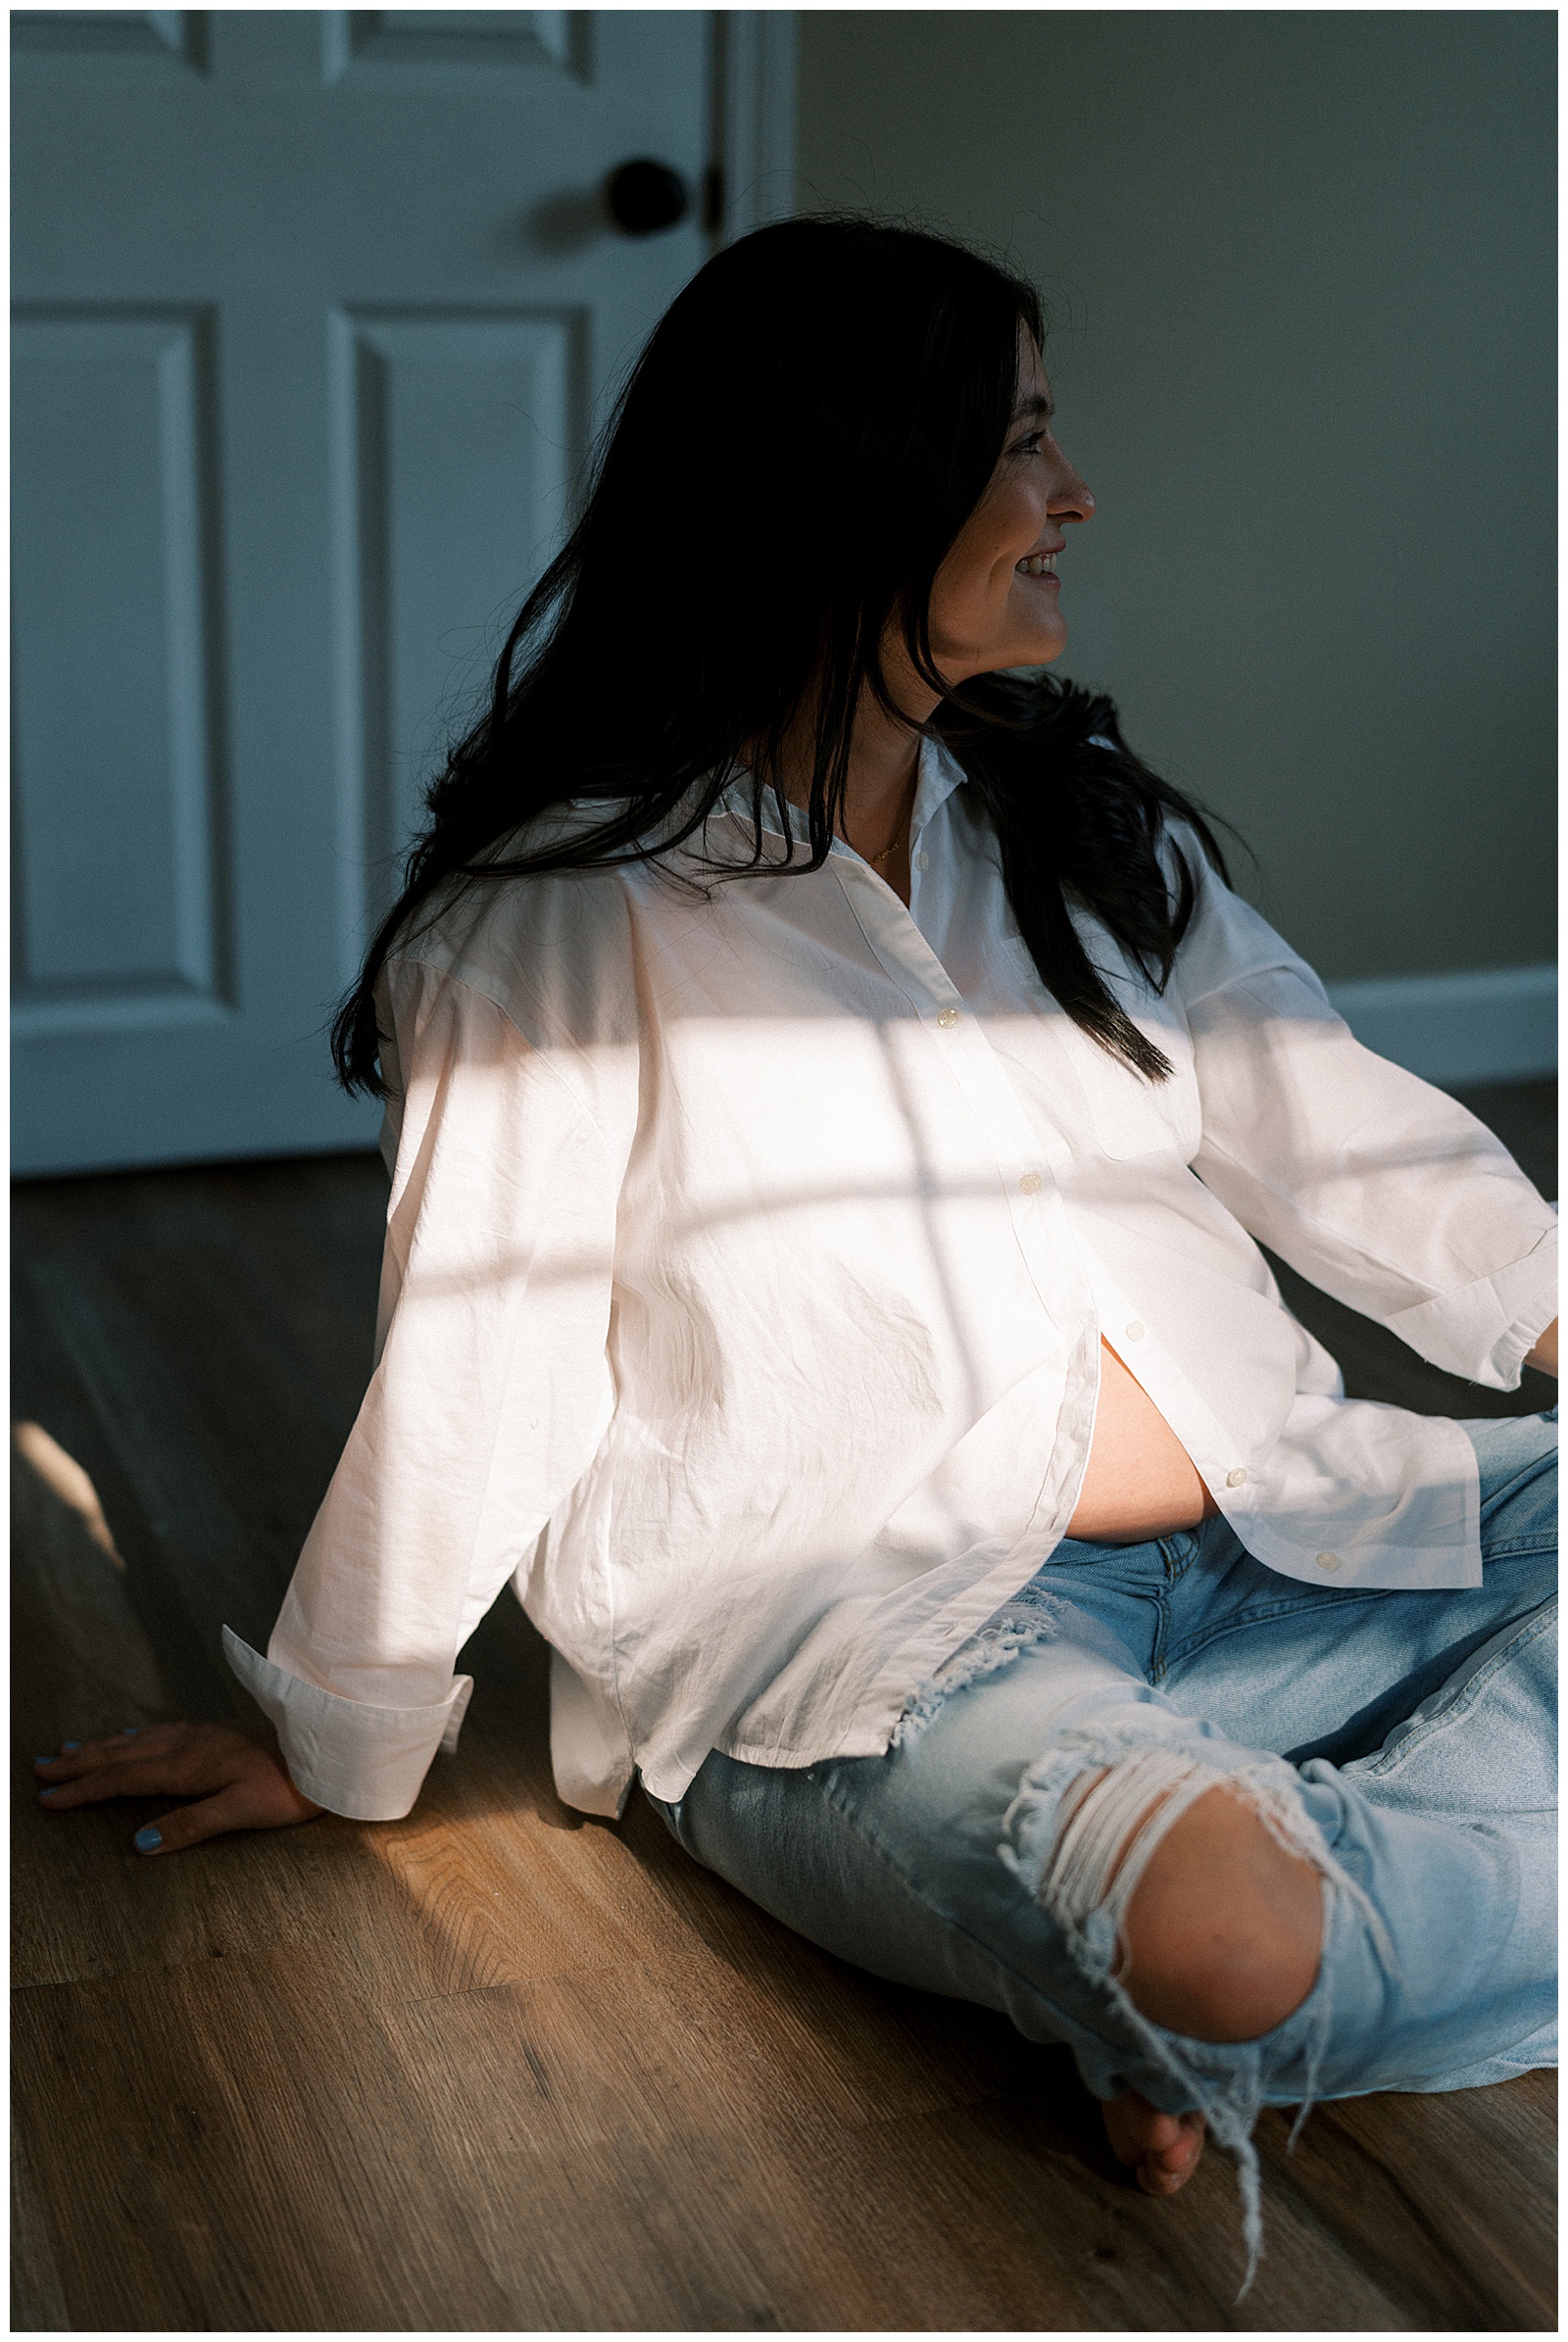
top-left (1049, 450), bottom-right (1095, 523)
top-left (1053, 470), bottom-right (1095, 523)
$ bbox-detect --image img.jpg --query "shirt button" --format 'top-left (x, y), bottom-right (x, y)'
top-left (1124, 1322), bottom-right (1146, 1342)
top-left (1017, 1171), bottom-right (1042, 1195)
top-left (1226, 1467), bottom-right (1247, 1488)
top-left (1316, 1550), bottom-right (1342, 1572)
top-left (915, 852), bottom-right (929, 871)
top-left (936, 1005), bottom-right (959, 1029)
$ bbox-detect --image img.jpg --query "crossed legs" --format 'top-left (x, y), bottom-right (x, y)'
top-left (656, 1414), bottom-right (1555, 2264)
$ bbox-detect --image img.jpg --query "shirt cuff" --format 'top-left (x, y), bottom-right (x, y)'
top-left (1385, 1222), bottom-right (1558, 1392)
top-left (222, 1628), bottom-right (473, 1822)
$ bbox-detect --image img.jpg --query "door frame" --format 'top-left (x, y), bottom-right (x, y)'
top-left (716, 11), bottom-right (797, 240)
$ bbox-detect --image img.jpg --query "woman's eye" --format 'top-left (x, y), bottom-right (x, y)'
top-left (1014, 431), bottom-right (1045, 459)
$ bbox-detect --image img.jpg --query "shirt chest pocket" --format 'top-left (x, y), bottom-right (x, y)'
top-left (1004, 931), bottom-right (1201, 1162)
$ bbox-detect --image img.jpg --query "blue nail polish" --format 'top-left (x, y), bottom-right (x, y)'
top-left (39, 1786), bottom-right (60, 1799)
top-left (134, 1826), bottom-right (162, 1852)
top-left (34, 1756), bottom-right (55, 1766)
top-left (122, 1726), bottom-right (139, 1735)
top-left (62, 1740), bottom-right (81, 1752)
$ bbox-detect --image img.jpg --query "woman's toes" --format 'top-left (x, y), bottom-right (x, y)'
top-left (1137, 2120), bottom-right (1204, 2193)
top-left (1138, 2114), bottom-right (1205, 2194)
top-left (1102, 2089), bottom-right (1206, 2195)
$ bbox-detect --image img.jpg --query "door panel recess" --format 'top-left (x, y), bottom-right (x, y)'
top-left (12, 309), bottom-right (230, 1035)
top-left (329, 307), bottom-right (580, 956)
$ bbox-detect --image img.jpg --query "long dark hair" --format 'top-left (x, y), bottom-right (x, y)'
top-left (332, 217), bottom-right (1232, 1094)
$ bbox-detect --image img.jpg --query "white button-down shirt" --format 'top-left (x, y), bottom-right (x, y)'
top-left (226, 738), bottom-right (1557, 1821)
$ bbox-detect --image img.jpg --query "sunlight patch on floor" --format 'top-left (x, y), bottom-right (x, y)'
top-left (14, 1421), bottom-right (124, 1567)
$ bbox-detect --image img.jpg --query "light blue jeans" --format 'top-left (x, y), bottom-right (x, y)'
top-left (651, 1411), bottom-right (1556, 2284)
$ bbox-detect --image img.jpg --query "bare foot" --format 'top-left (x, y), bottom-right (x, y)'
top-left (1102, 2087), bottom-right (1205, 2196)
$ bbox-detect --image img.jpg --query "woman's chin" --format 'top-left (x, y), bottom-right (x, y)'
top-left (999, 602), bottom-right (1068, 668)
top-left (1004, 624), bottom-right (1067, 669)
top-left (936, 617), bottom-right (1066, 679)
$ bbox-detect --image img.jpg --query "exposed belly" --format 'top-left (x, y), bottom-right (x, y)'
top-left (1065, 1339), bottom-right (1218, 1544)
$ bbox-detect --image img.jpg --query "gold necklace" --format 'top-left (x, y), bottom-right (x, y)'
top-left (865, 815), bottom-right (910, 869)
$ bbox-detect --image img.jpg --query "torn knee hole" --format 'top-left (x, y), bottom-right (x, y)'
top-left (1004, 1738), bottom-right (1357, 2299)
top-left (1039, 1746), bottom-right (1214, 1946)
top-left (1040, 1753), bottom-right (1327, 2041)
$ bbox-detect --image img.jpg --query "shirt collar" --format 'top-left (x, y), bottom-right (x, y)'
top-left (710, 730), bottom-right (967, 859)
top-left (909, 731), bottom-right (966, 844)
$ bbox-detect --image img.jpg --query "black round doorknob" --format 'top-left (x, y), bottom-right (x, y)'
top-left (606, 159), bottom-right (690, 238)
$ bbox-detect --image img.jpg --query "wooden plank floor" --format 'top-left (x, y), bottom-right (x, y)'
top-left (12, 1084), bottom-right (1557, 2331)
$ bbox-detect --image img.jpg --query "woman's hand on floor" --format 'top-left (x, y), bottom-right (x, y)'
top-left (32, 1723), bottom-right (322, 1854)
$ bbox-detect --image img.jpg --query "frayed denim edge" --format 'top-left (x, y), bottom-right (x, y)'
top-left (889, 1598), bottom-right (1074, 1750)
top-left (997, 1721), bottom-right (1396, 2301)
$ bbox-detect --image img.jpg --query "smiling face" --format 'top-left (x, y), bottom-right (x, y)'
top-left (924, 328), bottom-right (1095, 683)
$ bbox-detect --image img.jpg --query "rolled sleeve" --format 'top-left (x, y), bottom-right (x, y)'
top-left (222, 1629), bottom-right (473, 1821)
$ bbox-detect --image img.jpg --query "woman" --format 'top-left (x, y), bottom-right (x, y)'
top-left (36, 220), bottom-right (1556, 2272)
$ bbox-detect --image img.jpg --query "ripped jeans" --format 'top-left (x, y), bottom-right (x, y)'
top-left (649, 1410), bottom-right (1556, 2287)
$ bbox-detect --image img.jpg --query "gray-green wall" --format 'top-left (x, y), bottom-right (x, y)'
top-left (798, 11), bottom-right (1554, 981)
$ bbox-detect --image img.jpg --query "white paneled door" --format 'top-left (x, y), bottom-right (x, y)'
top-left (12, 9), bottom-right (734, 1174)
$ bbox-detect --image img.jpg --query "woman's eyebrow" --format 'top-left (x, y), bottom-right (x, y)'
top-left (1012, 390), bottom-right (1054, 422)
